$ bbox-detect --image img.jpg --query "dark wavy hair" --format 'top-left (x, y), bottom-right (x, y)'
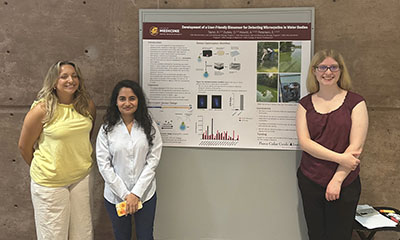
top-left (103, 80), bottom-right (154, 146)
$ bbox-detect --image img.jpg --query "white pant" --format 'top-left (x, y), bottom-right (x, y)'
top-left (31, 172), bottom-right (94, 240)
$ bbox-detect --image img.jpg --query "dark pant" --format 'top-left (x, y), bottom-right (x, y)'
top-left (297, 169), bottom-right (361, 240)
top-left (104, 193), bottom-right (157, 240)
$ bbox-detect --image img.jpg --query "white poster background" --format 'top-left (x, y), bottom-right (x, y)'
top-left (142, 23), bottom-right (312, 150)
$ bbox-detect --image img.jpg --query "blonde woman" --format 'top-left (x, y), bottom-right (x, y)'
top-left (18, 61), bottom-right (96, 240)
top-left (296, 49), bottom-right (368, 240)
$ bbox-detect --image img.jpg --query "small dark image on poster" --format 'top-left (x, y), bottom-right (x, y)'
top-left (203, 50), bottom-right (212, 57)
top-left (278, 73), bottom-right (300, 102)
top-left (197, 95), bottom-right (208, 109)
top-left (212, 95), bottom-right (222, 109)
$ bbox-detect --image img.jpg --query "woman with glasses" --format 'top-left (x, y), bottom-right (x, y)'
top-left (296, 49), bottom-right (368, 240)
top-left (18, 61), bottom-right (96, 240)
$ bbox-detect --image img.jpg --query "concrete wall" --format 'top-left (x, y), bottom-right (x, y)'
top-left (0, 0), bottom-right (399, 239)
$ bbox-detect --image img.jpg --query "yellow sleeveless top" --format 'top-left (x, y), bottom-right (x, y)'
top-left (30, 101), bottom-right (93, 187)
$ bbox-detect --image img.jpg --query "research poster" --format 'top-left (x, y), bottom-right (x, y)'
top-left (141, 22), bottom-right (312, 150)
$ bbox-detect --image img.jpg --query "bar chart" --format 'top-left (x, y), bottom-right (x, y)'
top-left (199, 118), bottom-right (240, 147)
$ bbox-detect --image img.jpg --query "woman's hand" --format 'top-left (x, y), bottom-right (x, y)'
top-left (338, 152), bottom-right (360, 170)
top-left (325, 179), bottom-right (342, 201)
top-left (125, 193), bottom-right (140, 215)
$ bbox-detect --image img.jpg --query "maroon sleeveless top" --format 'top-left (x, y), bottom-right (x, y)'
top-left (299, 91), bottom-right (365, 187)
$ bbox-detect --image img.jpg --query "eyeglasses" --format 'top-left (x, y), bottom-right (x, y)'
top-left (315, 65), bottom-right (341, 72)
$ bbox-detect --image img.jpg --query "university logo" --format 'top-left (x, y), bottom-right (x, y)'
top-left (149, 26), bottom-right (159, 36)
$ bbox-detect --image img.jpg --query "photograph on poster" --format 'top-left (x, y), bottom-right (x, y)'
top-left (257, 73), bottom-right (278, 102)
top-left (278, 73), bottom-right (301, 103)
top-left (257, 42), bottom-right (279, 72)
top-left (279, 41), bottom-right (302, 73)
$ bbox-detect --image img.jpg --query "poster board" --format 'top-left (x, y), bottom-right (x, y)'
top-left (139, 8), bottom-right (314, 150)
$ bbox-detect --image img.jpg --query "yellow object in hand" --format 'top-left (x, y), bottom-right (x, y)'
top-left (116, 200), bottom-right (143, 217)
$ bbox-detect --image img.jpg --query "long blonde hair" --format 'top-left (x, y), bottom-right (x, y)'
top-left (306, 49), bottom-right (352, 93)
top-left (37, 61), bottom-right (91, 123)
